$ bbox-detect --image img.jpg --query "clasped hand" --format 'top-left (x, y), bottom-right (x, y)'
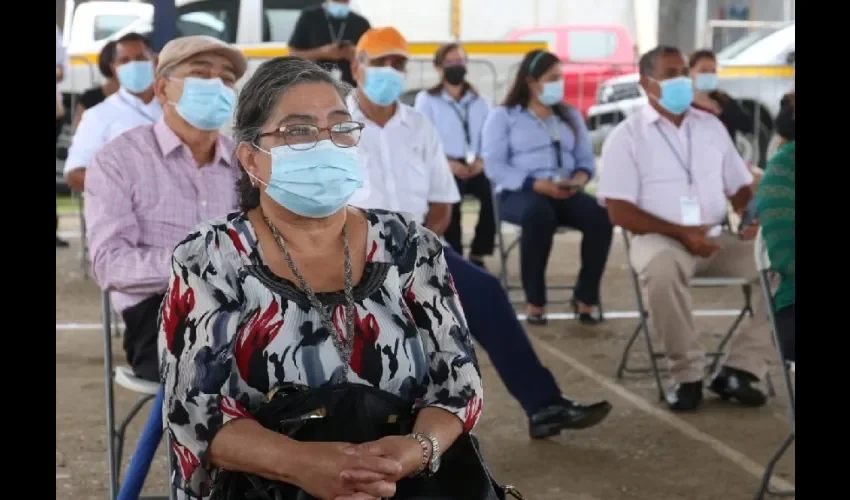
top-left (297, 436), bottom-right (425, 500)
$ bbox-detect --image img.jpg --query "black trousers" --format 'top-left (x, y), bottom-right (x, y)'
top-left (444, 170), bottom-right (496, 257)
top-left (774, 303), bottom-right (795, 362)
top-left (499, 190), bottom-right (614, 307)
top-left (121, 293), bottom-right (166, 382)
top-left (56, 118), bottom-right (63, 234)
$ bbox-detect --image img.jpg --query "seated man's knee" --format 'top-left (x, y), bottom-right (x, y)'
top-left (641, 249), bottom-right (688, 291)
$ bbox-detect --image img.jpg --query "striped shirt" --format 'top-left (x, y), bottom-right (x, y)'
top-left (84, 119), bottom-right (239, 313)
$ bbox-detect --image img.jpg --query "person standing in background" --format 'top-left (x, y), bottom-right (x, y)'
top-left (414, 43), bottom-right (495, 267)
top-left (288, 0), bottom-right (371, 86)
top-left (56, 25), bottom-right (70, 248)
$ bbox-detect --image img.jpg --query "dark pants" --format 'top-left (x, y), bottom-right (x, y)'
top-left (121, 293), bottom-right (165, 382)
top-left (56, 118), bottom-right (63, 235)
top-left (444, 246), bottom-right (560, 416)
top-left (774, 303), bottom-right (795, 362)
top-left (444, 171), bottom-right (496, 257)
top-left (499, 190), bottom-right (614, 307)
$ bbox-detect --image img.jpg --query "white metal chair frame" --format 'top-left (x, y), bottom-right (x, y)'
top-left (491, 192), bottom-right (591, 308)
top-left (753, 230), bottom-right (795, 500)
top-left (101, 291), bottom-right (176, 500)
top-left (614, 229), bottom-right (755, 401)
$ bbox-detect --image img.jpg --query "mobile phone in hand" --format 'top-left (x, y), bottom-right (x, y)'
top-left (337, 40), bottom-right (354, 49)
top-left (557, 180), bottom-right (582, 190)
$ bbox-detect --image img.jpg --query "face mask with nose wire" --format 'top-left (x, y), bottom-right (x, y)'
top-left (169, 76), bottom-right (236, 131)
top-left (247, 139), bottom-right (363, 218)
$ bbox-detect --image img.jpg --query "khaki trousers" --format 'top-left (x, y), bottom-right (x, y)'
top-left (629, 232), bottom-right (774, 384)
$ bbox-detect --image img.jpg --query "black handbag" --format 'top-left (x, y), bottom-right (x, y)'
top-left (209, 383), bottom-right (525, 500)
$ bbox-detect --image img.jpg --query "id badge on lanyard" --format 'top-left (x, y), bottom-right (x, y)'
top-left (655, 123), bottom-right (700, 226)
top-left (449, 99), bottom-right (476, 164)
top-left (531, 112), bottom-right (562, 179)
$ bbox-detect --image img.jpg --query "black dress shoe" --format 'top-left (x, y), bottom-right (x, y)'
top-left (526, 313), bottom-right (547, 326)
top-left (56, 236), bottom-right (69, 248)
top-left (665, 381), bottom-right (703, 411)
top-left (570, 297), bottom-right (602, 325)
top-left (709, 366), bottom-right (767, 407)
top-left (528, 397), bottom-right (613, 439)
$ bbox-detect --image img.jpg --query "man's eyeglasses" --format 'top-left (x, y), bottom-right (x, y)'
top-left (258, 121), bottom-right (365, 151)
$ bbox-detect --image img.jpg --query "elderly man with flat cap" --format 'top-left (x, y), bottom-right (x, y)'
top-left (85, 36), bottom-right (248, 382)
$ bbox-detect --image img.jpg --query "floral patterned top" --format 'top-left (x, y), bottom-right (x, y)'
top-left (158, 209), bottom-right (484, 499)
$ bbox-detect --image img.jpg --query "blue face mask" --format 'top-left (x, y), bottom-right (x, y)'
top-left (694, 72), bottom-right (718, 92)
top-left (326, 1), bottom-right (350, 18)
top-left (538, 80), bottom-right (564, 106)
top-left (251, 140), bottom-right (364, 218)
top-left (653, 76), bottom-right (694, 115)
top-left (171, 77), bottom-right (235, 131)
top-left (361, 67), bottom-right (405, 106)
top-left (116, 60), bottom-right (155, 94)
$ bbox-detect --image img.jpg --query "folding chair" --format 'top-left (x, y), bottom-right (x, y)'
top-left (754, 230), bottom-right (795, 500)
top-left (102, 291), bottom-right (174, 500)
top-left (614, 230), bottom-right (754, 401)
top-left (491, 191), bottom-right (581, 307)
top-left (73, 191), bottom-right (90, 280)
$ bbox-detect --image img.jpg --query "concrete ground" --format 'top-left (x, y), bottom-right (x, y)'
top-left (56, 211), bottom-right (794, 500)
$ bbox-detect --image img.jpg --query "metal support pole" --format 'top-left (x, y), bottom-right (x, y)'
top-left (695, 0), bottom-right (709, 50)
top-left (151, 0), bottom-right (178, 53)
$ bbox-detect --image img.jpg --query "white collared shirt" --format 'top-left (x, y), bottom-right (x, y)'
top-left (64, 88), bottom-right (163, 174)
top-left (597, 105), bottom-right (752, 226)
top-left (347, 95), bottom-right (461, 224)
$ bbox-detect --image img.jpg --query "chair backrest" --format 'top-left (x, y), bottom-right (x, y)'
top-left (754, 227), bottom-right (771, 272)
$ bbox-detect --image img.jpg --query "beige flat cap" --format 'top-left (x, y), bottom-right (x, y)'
top-left (156, 35), bottom-right (247, 79)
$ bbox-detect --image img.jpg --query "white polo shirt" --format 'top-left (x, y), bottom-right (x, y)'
top-left (64, 88), bottom-right (163, 174)
top-left (347, 95), bottom-right (460, 223)
top-left (597, 105), bottom-right (752, 227)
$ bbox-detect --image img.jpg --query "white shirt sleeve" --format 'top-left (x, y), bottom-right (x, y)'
top-left (65, 106), bottom-right (108, 174)
top-left (423, 120), bottom-right (461, 204)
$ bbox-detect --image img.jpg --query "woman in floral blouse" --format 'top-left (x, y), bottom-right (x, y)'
top-left (158, 57), bottom-right (483, 500)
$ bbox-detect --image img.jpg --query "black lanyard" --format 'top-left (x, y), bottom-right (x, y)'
top-left (655, 122), bottom-right (693, 185)
top-left (530, 111), bottom-right (562, 170)
top-left (446, 97), bottom-right (474, 150)
top-left (116, 93), bottom-right (158, 124)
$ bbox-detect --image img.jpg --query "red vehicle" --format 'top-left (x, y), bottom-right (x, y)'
top-left (505, 25), bottom-right (637, 117)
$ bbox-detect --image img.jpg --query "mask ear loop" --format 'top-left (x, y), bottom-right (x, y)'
top-left (245, 142), bottom-right (272, 188)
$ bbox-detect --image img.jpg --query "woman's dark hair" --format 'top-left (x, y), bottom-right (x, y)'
top-left (232, 57), bottom-right (352, 211)
top-left (688, 49), bottom-right (716, 68)
top-left (427, 43), bottom-right (476, 96)
top-left (502, 49), bottom-right (575, 135)
top-left (98, 41), bottom-right (117, 78)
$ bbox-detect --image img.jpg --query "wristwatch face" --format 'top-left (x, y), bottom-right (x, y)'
top-left (429, 452), bottom-right (441, 473)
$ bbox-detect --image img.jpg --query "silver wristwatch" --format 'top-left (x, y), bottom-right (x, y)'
top-left (407, 432), bottom-right (441, 476)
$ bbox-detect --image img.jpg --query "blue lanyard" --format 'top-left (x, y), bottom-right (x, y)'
top-left (655, 122), bottom-right (692, 185)
top-left (529, 111), bottom-right (562, 170)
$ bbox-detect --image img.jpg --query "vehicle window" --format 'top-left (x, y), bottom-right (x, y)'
top-left (177, 0), bottom-right (239, 43)
top-left (516, 31), bottom-right (557, 51)
top-left (717, 24), bottom-right (795, 64)
top-left (94, 14), bottom-right (140, 41)
top-left (566, 30), bottom-right (617, 62)
top-left (262, 0), bottom-right (324, 42)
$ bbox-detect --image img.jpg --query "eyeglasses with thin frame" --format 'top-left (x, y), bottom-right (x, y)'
top-left (258, 121), bottom-right (365, 151)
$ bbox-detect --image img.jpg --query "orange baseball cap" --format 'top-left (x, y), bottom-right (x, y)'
top-left (356, 27), bottom-right (409, 60)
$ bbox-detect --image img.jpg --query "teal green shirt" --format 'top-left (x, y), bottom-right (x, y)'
top-left (755, 141), bottom-right (795, 311)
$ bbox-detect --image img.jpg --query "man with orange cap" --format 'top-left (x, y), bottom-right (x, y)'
top-left (348, 27), bottom-right (612, 439)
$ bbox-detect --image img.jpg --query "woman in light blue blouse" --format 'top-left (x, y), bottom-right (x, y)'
top-left (482, 50), bottom-right (613, 325)
top-left (414, 43), bottom-right (495, 267)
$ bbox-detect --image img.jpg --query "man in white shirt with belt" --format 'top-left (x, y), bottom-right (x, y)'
top-left (65, 33), bottom-right (162, 192)
top-left (598, 46), bottom-right (774, 412)
top-left (348, 27), bottom-right (612, 439)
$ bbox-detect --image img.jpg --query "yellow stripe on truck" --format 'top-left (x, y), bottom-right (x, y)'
top-left (70, 41), bottom-right (547, 66)
top-left (718, 65), bottom-right (795, 78)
